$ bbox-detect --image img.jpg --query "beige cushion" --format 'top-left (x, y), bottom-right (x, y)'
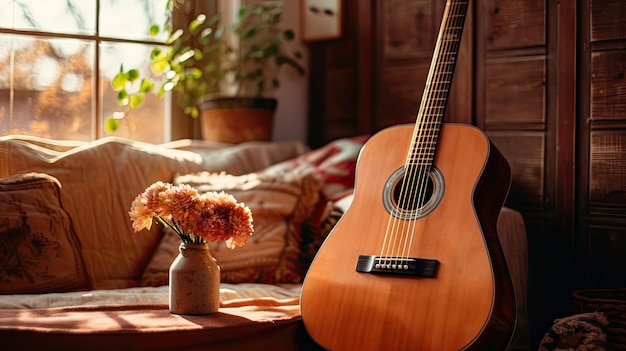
top-left (141, 168), bottom-right (322, 286)
top-left (0, 136), bottom-right (309, 289)
top-left (0, 173), bottom-right (88, 293)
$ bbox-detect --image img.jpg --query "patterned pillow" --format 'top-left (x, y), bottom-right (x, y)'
top-left (261, 135), bottom-right (368, 200)
top-left (0, 173), bottom-right (88, 294)
top-left (261, 136), bottom-right (368, 271)
top-left (141, 168), bottom-right (322, 285)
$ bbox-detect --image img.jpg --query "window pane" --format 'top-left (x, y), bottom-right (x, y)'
top-left (99, 0), bottom-right (169, 42)
top-left (0, 0), bottom-right (96, 35)
top-left (0, 34), bottom-right (94, 140)
top-left (100, 41), bottom-right (168, 143)
top-left (0, 1), bottom-right (170, 143)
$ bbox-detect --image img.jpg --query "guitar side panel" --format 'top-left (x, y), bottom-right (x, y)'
top-left (300, 124), bottom-right (515, 351)
top-left (467, 125), bottom-right (516, 350)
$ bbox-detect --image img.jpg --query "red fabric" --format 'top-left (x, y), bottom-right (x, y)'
top-left (0, 301), bottom-right (322, 351)
top-left (261, 135), bottom-right (369, 201)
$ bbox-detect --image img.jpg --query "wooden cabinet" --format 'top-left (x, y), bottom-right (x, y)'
top-left (307, 0), bottom-right (626, 347)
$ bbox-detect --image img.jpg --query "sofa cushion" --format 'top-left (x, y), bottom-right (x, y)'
top-left (141, 168), bottom-right (322, 285)
top-left (262, 135), bottom-right (368, 200)
top-left (0, 136), bottom-right (309, 289)
top-left (0, 173), bottom-right (87, 293)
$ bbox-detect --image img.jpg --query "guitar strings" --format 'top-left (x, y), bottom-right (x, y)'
top-left (380, 0), bottom-right (454, 267)
top-left (403, 0), bottom-right (459, 263)
top-left (379, 0), bottom-right (467, 269)
top-left (403, 0), bottom-right (467, 261)
top-left (379, 2), bottom-right (453, 269)
top-left (403, 1), bottom-right (464, 256)
top-left (402, 0), bottom-right (467, 261)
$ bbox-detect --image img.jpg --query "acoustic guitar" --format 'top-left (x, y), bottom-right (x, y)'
top-left (300, 0), bottom-right (516, 350)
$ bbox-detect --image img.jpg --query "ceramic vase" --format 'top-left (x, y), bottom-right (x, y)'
top-left (169, 243), bottom-right (220, 315)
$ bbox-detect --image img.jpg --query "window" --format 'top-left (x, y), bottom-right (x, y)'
top-left (0, 0), bottom-right (170, 143)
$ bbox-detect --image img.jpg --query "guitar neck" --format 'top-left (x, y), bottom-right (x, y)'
top-left (410, 0), bottom-right (469, 169)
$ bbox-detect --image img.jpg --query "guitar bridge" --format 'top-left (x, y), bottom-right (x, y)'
top-left (356, 255), bottom-right (438, 277)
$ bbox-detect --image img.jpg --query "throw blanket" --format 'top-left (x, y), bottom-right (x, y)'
top-left (0, 283), bottom-right (301, 309)
top-left (538, 312), bottom-right (609, 351)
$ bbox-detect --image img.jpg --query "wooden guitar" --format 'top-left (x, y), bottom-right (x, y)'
top-left (300, 1), bottom-right (516, 350)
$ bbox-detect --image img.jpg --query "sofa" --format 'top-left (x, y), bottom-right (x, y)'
top-left (0, 134), bottom-right (530, 350)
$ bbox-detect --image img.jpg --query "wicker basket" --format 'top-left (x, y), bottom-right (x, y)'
top-left (574, 288), bottom-right (626, 350)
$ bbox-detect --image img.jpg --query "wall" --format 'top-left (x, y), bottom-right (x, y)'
top-left (272, 0), bottom-right (309, 143)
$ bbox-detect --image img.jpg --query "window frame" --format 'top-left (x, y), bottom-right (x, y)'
top-left (0, 0), bottom-right (219, 142)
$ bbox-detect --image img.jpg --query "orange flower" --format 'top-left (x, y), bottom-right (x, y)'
top-left (128, 182), bottom-right (253, 246)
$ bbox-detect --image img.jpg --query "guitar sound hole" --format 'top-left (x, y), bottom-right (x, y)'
top-left (393, 168), bottom-right (434, 211)
top-left (383, 166), bottom-right (444, 220)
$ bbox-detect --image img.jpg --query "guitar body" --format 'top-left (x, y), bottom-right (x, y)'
top-left (300, 124), bottom-right (516, 351)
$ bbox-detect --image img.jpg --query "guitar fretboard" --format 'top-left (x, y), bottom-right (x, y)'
top-left (408, 0), bottom-right (469, 169)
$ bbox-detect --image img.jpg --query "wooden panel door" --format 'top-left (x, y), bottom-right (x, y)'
top-left (578, 0), bottom-right (626, 288)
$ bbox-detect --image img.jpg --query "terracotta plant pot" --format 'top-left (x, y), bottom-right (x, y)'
top-left (200, 97), bottom-right (277, 143)
top-left (169, 243), bottom-right (220, 315)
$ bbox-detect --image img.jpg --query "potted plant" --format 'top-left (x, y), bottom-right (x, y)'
top-left (107, 0), bottom-right (305, 143)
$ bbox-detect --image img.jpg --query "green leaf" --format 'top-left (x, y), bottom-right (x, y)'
top-left (111, 72), bottom-right (127, 91)
top-left (264, 45), bottom-right (279, 58)
top-left (204, 62), bottom-right (217, 73)
top-left (139, 78), bottom-right (154, 93)
top-left (242, 25), bottom-right (260, 40)
top-left (127, 69), bottom-right (139, 81)
top-left (185, 67), bottom-right (203, 79)
top-left (157, 84), bottom-right (167, 98)
top-left (276, 56), bottom-right (306, 75)
top-left (199, 27), bottom-right (213, 44)
top-left (214, 27), bottom-right (224, 40)
top-left (128, 94), bottom-right (145, 109)
top-left (189, 14), bottom-right (206, 34)
top-left (237, 7), bottom-right (247, 19)
top-left (104, 118), bottom-right (119, 133)
top-left (190, 107), bottom-right (199, 119)
top-left (245, 46), bottom-right (264, 59)
top-left (272, 34), bottom-right (283, 46)
top-left (176, 49), bottom-right (195, 63)
top-left (184, 106), bottom-right (199, 118)
top-left (150, 48), bottom-right (162, 60)
top-left (251, 6), bottom-right (264, 15)
top-left (117, 90), bottom-right (128, 105)
top-left (149, 24), bottom-right (160, 37)
top-left (151, 59), bottom-right (169, 73)
top-left (193, 48), bottom-right (203, 61)
top-left (271, 13), bottom-right (281, 25)
top-left (166, 28), bottom-right (184, 44)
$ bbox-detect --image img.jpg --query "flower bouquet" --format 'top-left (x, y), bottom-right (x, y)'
top-left (129, 181), bottom-right (253, 248)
